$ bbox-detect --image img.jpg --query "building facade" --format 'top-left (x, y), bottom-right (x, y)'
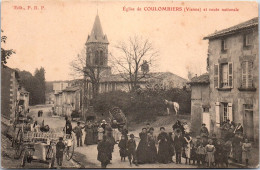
top-left (203, 17), bottom-right (259, 141)
top-left (1, 65), bottom-right (20, 121)
top-left (189, 73), bottom-right (210, 135)
top-left (54, 86), bottom-right (82, 116)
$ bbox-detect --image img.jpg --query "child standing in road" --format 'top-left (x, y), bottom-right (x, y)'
top-left (127, 134), bottom-right (138, 166)
top-left (205, 139), bottom-right (215, 168)
top-left (242, 138), bottom-right (252, 166)
top-left (118, 135), bottom-right (128, 161)
top-left (196, 143), bottom-right (206, 167)
top-left (98, 124), bottom-right (104, 142)
top-left (56, 137), bottom-right (65, 167)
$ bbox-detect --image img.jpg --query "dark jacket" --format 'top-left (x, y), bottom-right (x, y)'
top-left (174, 134), bottom-right (184, 152)
top-left (56, 141), bottom-right (65, 158)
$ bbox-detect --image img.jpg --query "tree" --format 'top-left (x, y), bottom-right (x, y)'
top-left (110, 36), bottom-right (158, 91)
top-left (18, 67), bottom-right (46, 105)
top-left (70, 48), bottom-right (105, 98)
top-left (1, 30), bottom-right (15, 65)
top-left (34, 67), bottom-right (46, 104)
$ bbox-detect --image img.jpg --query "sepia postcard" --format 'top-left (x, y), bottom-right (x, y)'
top-left (1, 0), bottom-right (259, 169)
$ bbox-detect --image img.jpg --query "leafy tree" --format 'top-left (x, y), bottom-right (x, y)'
top-left (1, 30), bottom-right (15, 65)
top-left (18, 67), bottom-right (46, 105)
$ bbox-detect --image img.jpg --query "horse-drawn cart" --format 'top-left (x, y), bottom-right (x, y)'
top-left (11, 118), bottom-right (75, 168)
top-left (13, 129), bottom-right (75, 168)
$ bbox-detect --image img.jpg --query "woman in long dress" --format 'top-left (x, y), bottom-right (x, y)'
top-left (157, 127), bottom-right (170, 164)
top-left (147, 128), bottom-right (157, 163)
top-left (136, 128), bottom-right (149, 164)
top-left (84, 121), bottom-right (95, 145)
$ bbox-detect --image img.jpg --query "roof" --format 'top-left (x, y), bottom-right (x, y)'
top-left (99, 72), bottom-right (187, 83)
top-left (86, 15), bottom-right (109, 44)
top-left (188, 73), bottom-right (209, 85)
top-left (62, 86), bottom-right (81, 92)
top-left (204, 17), bottom-right (258, 40)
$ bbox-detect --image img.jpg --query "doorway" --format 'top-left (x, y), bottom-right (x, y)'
top-left (202, 112), bottom-right (210, 132)
top-left (244, 104), bottom-right (254, 140)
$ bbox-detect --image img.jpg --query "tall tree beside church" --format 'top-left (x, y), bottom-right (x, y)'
top-left (1, 30), bottom-right (15, 65)
top-left (111, 35), bottom-right (158, 91)
top-left (34, 67), bottom-right (46, 104)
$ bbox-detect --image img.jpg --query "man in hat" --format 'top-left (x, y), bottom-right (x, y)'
top-left (73, 122), bottom-right (84, 147)
top-left (200, 123), bottom-right (209, 146)
top-left (146, 123), bottom-right (153, 133)
top-left (56, 137), bottom-right (65, 167)
top-left (174, 129), bottom-right (184, 164)
top-left (127, 134), bottom-right (138, 166)
top-left (200, 124), bottom-right (209, 137)
top-left (97, 135), bottom-right (111, 168)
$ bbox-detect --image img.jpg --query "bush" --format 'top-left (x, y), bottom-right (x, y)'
top-left (92, 88), bottom-right (191, 122)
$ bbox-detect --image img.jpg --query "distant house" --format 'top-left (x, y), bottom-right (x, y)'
top-left (54, 86), bottom-right (82, 116)
top-left (1, 65), bottom-right (20, 122)
top-left (45, 92), bottom-right (55, 104)
top-left (98, 72), bottom-right (188, 93)
top-left (203, 17), bottom-right (259, 141)
top-left (18, 87), bottom-right (30, 112)
top-left (53, 82), bottom-right (69, 94)
top-left (188, 73), bottom-right (210, 134)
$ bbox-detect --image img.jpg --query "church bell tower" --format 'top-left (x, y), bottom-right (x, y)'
top-left (85, 14), bottom-right (111, 76)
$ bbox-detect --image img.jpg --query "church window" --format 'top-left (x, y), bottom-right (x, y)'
top-left (95, 51), bottom-right (99, 65)
top-left (100, 51), bottom-right (104, 65)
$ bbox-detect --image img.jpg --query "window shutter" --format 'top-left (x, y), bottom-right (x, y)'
top-left (242, 61), bottom-right (247, 87)
top-left (248, 61), bottom-right (253, 87)
top-left (215, 102), bottom-right (220, 127)
top-left (228, 103), bottom-right (233, 122)
top-left (228, 62), bottom-right (233, 88)
top-left (214, 64), bottom-right (219, 88)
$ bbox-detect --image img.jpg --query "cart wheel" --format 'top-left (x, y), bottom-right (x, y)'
top-left (46, 146), bottom-right (54, 160)
top-left (20, 149), bottom-right (28, 167)
top-left (49, 149), bottom-right (55, 169)
top-left (65, 136), bottom-right (75, 161)
top-left (14, 129), bottom-right (23, 159)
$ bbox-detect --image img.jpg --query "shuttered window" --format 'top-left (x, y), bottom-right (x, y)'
top-left (242, 61), bottom-right (253, 88)
top-left (214, 64), bottom-right (219, 88)
top-left (228, 62), bottom-right (233, 87)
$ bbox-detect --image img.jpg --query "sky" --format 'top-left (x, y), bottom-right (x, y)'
top-left (1, 1), bottom-right (258, 81)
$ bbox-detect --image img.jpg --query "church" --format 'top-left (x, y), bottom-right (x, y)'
top-left (84, 14), bottom-right (188, 98)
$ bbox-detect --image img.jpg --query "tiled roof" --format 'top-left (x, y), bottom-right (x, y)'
top-left (188, 73), bottom-right (209, 85)
top-left (62, 86), bottom-right (80, 92)
top-left (204, 17), bottom-right (258, 39)
top-left (99, 72), bottom-right (187, 83)
top-left (86, 15), bottom-right (109, 44)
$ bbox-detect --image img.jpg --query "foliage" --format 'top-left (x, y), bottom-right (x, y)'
top-left (92, 87), bottom-right (191, 123)
top-left (18, 67), bottom-right (46, 105)
top-left (1, 30), bottom-right (15, 65)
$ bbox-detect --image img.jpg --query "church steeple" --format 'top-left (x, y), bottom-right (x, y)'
top-left (86, 14), bottom-right (109, 44)
top-left (85, 14), bottom-right (111, 76)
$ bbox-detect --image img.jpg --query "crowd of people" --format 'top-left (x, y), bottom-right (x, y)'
top-left (61, 116), bottom-right (252, 168)
top-left (97, 119), bottom-right (252, 168)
